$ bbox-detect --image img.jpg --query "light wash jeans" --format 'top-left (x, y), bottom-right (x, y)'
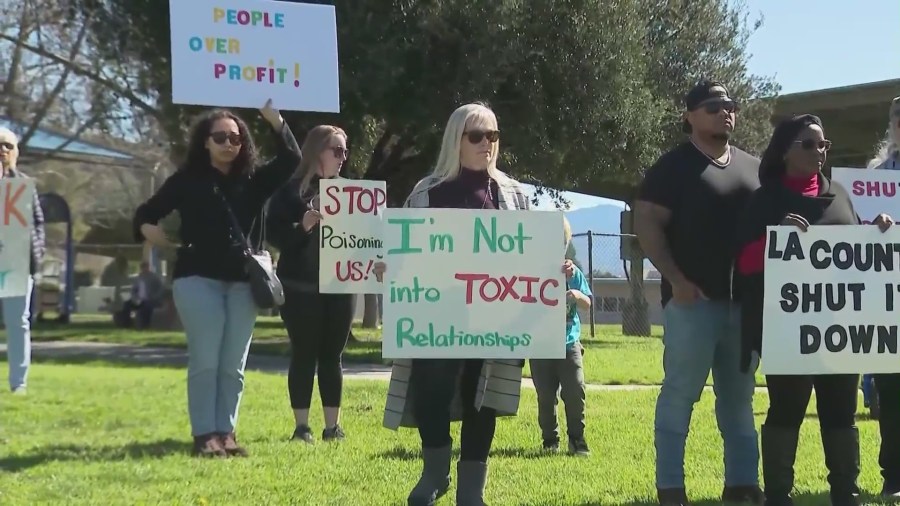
top-left (173, 276), bottom-right (257, 436)
top-left (3, 276), bottom-right (34, 391)
top-left (655, 299), bottom-right (759, 489)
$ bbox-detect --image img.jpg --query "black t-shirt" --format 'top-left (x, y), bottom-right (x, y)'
top-left (637, 142), bottom-right (760, 306)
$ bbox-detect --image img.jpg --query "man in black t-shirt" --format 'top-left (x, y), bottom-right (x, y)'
top-left (634, 80), bottom-right (762, 506)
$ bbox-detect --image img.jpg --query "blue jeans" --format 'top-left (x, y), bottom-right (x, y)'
top-left (173, 276), bottom-right (257, 436)
top-left (2, 276), bottom-right (34, 390)
top-left (655, 299), bottom-right (759, 489)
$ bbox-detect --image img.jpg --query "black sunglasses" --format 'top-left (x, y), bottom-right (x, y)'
top-left (329, 146), bottom-right (348, 159)
top-left (0, 141), bottom-right (16, 151)
top-left (793, 139), bottom-right (832, 152)
top-left (210, 131), bottom-right (242, 146)
top-left (698, 100), bottom-right (739, 115)
top-left (463, 130), bottom-right (500, 144)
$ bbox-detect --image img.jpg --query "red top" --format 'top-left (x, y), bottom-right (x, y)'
top-left (736, 173), bottom-right (819, 275)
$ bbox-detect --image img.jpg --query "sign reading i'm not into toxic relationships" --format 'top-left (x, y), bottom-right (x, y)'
top-left (0, 179), bottom-right (35, 298)
top-left (381, 209), bottom-right (567, 359)
top-left (168, 0), bottom-right (339, 112)
top-left (318, 179), bottom-right (386, 294)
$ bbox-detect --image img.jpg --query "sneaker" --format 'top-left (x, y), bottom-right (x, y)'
top-left (542, 438), bottom-right (560, 452)
top-left (192, 433), bottom-right (227, 458)
top-left (291, 425), bottom-right (314, 444)
top-left (218, 432), bottom-right (248, 457)
top-left (322, 424), bottom-right (345, 441)
top-left (722, 485), bottom-right (763, 505)
top-left (11, 386), bottom-right (26, 395)
top-left (568, 436), bottom-right (590, 456)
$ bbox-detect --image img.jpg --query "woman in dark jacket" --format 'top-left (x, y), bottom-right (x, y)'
top-left (133, 100), bottom-right (300, 458)
top-left (265, 125), bottom-right (354, 444)
top-left (734, 114), bottom-right (893, 506)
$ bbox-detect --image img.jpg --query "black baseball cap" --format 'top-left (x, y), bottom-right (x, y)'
top-left (682, 79), bottom-right (735, 133)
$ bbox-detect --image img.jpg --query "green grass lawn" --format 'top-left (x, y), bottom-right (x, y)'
top-left (3, 315), bottom-right (769, 386)
top-left (0, 361), bottom-right (890, 505)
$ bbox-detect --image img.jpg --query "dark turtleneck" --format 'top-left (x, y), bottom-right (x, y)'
top-left (428, 167), bottom-right (499, 209)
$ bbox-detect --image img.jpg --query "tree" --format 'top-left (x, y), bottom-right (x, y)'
top-left (74, 0), bottom-right (778, 327)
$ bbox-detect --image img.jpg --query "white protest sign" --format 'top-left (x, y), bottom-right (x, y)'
top-left (381, 209), bottom-right (567, 359)
top-left (831, 167), bottom-right (900, 223)
top-left (0, 179), bottom-right (35, 298)
top-left (318, 179), bottom-right (386, 294)
top-left (168, 0), bottom-right (339, 112)
top-left (762, 225), bottom-right (900, 375)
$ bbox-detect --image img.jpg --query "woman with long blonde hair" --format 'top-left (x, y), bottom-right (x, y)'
top-left (868, 97), bottom-right (900, 170)
top-left (376, 103), bottom-right (531, 506)
top-left (266, 125), bottom-right (355, 444)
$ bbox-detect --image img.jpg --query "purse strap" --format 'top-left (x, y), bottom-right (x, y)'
top-left (213, 183), bottom-right (267, 254)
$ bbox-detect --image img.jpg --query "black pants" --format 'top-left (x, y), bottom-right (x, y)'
top-left (765, 374), bottom-right (859, 429)
top-left (411, 359), bottom-right (497, 462)
top-left (280, 290), bottom-right (355, 410)
top-left (875, 374), bottom-right (900, 488)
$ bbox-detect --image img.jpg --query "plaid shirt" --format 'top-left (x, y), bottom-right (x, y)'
top-left (4, 168), bottom-right (45, 275)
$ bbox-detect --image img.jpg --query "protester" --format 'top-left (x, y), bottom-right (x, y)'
top-left (0, 126), bottom-right (45, 395)
top-left (864, 97), bottom-right (900, 498)
top-left (119, 261), bottom-right (165, 329)
top-left (375, 102), bottom-right (539, 506)
top-left (266, 125), bottom-right (354, 444)
top-left (735, 114), bottom-right (894, 506)
top-left (529, 215), bottom-right (592, 456)
top-left (634, 79), bottom-right (762, 505)
top-left (132, 100), bottom-right (300, 458)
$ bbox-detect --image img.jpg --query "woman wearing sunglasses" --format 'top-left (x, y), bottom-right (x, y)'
top-left (374, 103), bottom-right (531, 506)
top-left (865, 97), bottom-right (900, 499)
top-left (735, 114), bottom-right (893, 506)
top-left (265, 125), bottom-right (354, 444)
top-left (133, 100), bottom-right (300, 458)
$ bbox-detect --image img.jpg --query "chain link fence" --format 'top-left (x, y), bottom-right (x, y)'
top-left (569, 232), bottom-right (660, 337)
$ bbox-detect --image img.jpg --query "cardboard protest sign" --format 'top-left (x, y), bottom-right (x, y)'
top-left (381, 208), bottom-right (567, 359)
top-left (0, 179), bottom-right (34, 298)
top-left (762, 225), bottom-right (900, 375)
top-left (169, 0), bottom-right (340, 112)
top-left (318, 179), bottom-right (386, 294)
top-left (831, 167), bottom-right (900, 223)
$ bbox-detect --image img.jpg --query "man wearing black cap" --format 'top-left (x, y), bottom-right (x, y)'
top-left (634, 79), bottom-right (762, 506)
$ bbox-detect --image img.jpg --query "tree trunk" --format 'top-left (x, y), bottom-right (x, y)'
top-left (361, 293), bottom-right (380, 328)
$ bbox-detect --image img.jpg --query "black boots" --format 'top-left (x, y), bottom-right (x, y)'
top-left (456, 461), bottom-right (488, 506)
top-left (407, 445), bottom-right (452, 506)
top-left (822, 427), bottom-right (861, 506)
top-left (761, 424), bottom-right (799, 506)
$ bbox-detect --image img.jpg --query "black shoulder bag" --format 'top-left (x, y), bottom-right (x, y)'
top-left (213, 184), bottom-right (285, 309)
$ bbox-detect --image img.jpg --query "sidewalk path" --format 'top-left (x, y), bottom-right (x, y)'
top-left (0, 341), bottom-right (769, 393)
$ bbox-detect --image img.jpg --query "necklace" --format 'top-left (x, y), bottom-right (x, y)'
top-left (690, 139), bottom-right (730, 168)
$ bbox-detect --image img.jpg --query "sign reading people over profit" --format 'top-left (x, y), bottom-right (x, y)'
top-left (0, 179), bottom-right (34, 298)
top-left (318, 179), bottom-right (386, 294)
top-left (832, 167), bottom-right (900, 224)
top-left (168, 0), bottom-right (339, 112)
top-left (381, 209), bottom-right (567, 359)
top-left (762, 225), bottom-right (900, 375)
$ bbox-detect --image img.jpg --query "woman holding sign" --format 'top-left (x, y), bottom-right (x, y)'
top-left (133, 100), bottom-right (300, 458)
top-left (735, 114), bottom-right (893, 506)
top-left (865, 96), bottom-right (900, 499)
top-left (375, 103), bottom-right (548, 506)
top-left (266, 125), bottom-right (355, 444)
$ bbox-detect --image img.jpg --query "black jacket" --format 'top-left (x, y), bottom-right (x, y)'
top-left (734, 173), bottom-right (860, 372)
top-left (265, 177), bottom-right (321, 291)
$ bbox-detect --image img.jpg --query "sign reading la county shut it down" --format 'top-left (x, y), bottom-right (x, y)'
top-left (381, 209), bottom-right (567, 359)
top-left (763, 225), bottom-right (900, 375)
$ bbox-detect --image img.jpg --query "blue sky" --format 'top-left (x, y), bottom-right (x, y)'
top-left (529, 0), bottom-right (900, 211)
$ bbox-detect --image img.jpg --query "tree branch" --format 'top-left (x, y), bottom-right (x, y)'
top-left (0, 32), bottom-right (161, 120)
top-left (30, 108), bottom-right (106, 161)
top-left (20, 19), bottom-right (89, 146)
